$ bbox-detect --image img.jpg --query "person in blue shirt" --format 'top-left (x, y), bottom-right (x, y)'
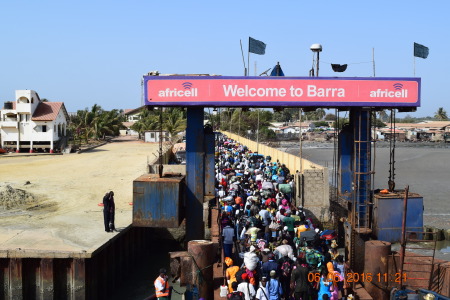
top-left (317, 268), bottom-right (333, 300)
top-left (222, 221), bottom-right (235, 259)
top-left (262, 254), bottom-right (279, 279)
top-left (267, 270), bottom-right (283, 300)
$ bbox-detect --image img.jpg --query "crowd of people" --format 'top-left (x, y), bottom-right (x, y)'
top-left (216, 135), bottom-right (350, 300)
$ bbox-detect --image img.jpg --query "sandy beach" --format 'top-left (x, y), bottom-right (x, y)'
top-left (0, 136), bottom-right (159, 252)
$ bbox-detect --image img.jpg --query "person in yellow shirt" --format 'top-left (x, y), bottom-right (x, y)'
top-left (225, 257), bottom-right (240, 292)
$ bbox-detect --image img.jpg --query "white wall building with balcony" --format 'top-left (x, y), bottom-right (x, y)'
top-left (0, 90), bottom-right (69, 153)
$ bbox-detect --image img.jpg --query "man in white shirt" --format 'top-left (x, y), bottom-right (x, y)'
top-left (255, 277), bottom-right (269, 300)
top-left (237, 273), bottom-right (256, 300)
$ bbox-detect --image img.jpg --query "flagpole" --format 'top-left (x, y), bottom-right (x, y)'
top-left (414, 56), bottom-right (416, 77)
top-left (299, 108), bottom-right (303, 173)
top-left (248, 37), bottom-right (250, 77)
top-left (240, 40), bottom-right (247, 76)
top-left (372, 48), bottom-right (376, 77)
top-left (256, 109), bottom-right (260, 153)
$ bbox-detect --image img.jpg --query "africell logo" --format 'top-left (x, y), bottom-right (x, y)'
top-left (369, 83), bottom-right (408, 98)
top-left (157, 82), bottom-right (198, 97)
top-left (393, 83), bottom-right (403, 90)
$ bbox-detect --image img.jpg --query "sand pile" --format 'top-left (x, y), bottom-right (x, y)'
top-left (0, 184), bottom-right (37, 210)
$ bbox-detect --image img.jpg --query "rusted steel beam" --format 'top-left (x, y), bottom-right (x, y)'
top-left (0, 259), bottom-right (8, 299)
top-left (72, 258), bottom-right (85, 299)
top-left (364, 240), bottom-right (391, 299)
top-left (40, 258), bottom-right (54, 300)
top-left (9, 258), bottom-right (22, 299)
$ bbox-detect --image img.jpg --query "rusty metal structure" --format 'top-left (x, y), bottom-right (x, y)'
top-left (0, 227), bottom-right (157, 299)
top-left (132, 174), bottom-right (185, 228)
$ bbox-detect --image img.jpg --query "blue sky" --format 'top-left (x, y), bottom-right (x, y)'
top-left (0, 1), bottom-right (447, 117)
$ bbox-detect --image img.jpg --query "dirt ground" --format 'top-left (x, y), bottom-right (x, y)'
top-left (0, 136), bottom-right (160, 252)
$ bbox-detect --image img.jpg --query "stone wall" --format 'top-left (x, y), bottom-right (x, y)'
top-left (299, 169), bottom-right (330, 222)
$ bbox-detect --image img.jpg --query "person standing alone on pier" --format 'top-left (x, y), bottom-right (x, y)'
top-left (103, 192), bottom-right (111, 232)
top-left (108, 191), bottom-right (116, 232)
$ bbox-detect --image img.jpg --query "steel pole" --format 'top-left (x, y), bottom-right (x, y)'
top-left (399, 185), bottom-right (409, 288)
top-left (256, 109), bottom-right (260, 153)
top-left (186, 107), bottom-right (205, 241)
top-left (316, 51), bottom-right (320, 77)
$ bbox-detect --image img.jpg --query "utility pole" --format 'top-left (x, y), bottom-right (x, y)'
top-left (256, 109), bottom-right (260, 154)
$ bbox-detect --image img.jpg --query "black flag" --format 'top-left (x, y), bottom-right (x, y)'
top-left (249, 37), bottom-right (266, 55)
top-left (414, 43), bottom-right (429, 59)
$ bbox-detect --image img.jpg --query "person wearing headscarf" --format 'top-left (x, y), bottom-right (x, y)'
top-left (225, 257), bottom-right (240, 292)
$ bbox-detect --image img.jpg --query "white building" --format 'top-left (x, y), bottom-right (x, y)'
top-left (0, 90), bottom-right (69, 153)
top-left (144, 130), bottom-right (170, 142)
top-left (121, 106), bottom-right (146, 136)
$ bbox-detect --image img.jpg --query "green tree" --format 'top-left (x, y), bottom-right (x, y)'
top-left (402, 114), bottom-right (416, 123)
top-left (131, 109), bottom-right (159, 139)
top-left (316, 108), bottom-right (326, 120)
top-left (163, 107), bottom-right (186, 136)
top-left (313, 121), bottom-right (329, 127)
top-left (372, 118), bottom-right (387, 128)
top-left (69, 105), bottom-right (101, 143)
top-left (272, 108), bottom-right (298, 123)
top-left (69, 104), bottom-right (125, 142)
top-left (434, 107), bottom-right (448, 120)
top-left (324, 113), bottom-right (336, 121)
top-left (304, 108), bottom-right (325, 121)
top-left (94, 109), bottom-right (124, 139)
top-left (332, 118), bottom-right (349, 130)
top-left (259, 127), bottom-right (276, 141)
top-left (378, 110), bottom-right (389, 122)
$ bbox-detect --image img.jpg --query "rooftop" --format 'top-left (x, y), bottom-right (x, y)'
top-left (32, 102), bottom-right (67, 121)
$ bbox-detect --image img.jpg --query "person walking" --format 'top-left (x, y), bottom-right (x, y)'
top-left (317, 268), bottom-right (333, 300)
top-left (228, 282), bottom-right (245, 300)
top-left (237, 273), bottom-right (256, 300)
top-left (267, 270), bottom-right (283, 300)
top-left (103, 192), bottom-right (111, 232)
top-left (256, 277), bottom-right (269, 300)
top-left (223, 220), bottom-right (235, 259)
top-left (108, 191), bottom-right (116, 232)
top-left (262, 254), bottom-right (278, 279)
top-left (290, 258), bottom-right (310, 300)
top-left (153, 268), bottom-right (170, 300)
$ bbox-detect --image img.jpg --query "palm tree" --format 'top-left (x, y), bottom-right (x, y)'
top-left (94, 109), bottom-right (124, 139)
top-left (131, 109), bottom-right (159, 139)
top-left (434, 107), bottom-right (448, 120)
top-left (163, 108), bottom-right (186, 136)
top-left (316, 108), bottom-right (326, 120)
top-left (378, 110), bottom-right (389, 122)
top-left (69, 104), bottom-right (125, 142)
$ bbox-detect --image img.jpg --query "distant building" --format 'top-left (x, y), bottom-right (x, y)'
top-left (121, 106), bottom-right (146, 136)
top-left (144, 130), bottom-right (169, 142)
top-left (0, 90), bottom-right (69, 152)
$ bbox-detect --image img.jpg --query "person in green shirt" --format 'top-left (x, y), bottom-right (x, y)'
top-left (283, 212), bottom-right (295, 243)
top-left (290, 209), bottom-right (301, 225)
